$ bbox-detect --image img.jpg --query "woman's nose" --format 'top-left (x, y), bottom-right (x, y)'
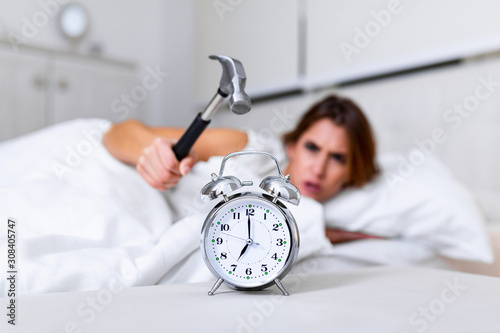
top-left (311, 154), bottom-right (328, 177)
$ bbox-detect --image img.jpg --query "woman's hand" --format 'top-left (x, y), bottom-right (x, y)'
top-left (325, 227), bottom-right (386, 244)
top-left (103, 120), bottom-right (247, 191)
top-left (136, 137), bottom-right (197, 191)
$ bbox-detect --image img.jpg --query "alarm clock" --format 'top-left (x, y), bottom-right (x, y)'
top-left (200, 151), bottom-right (300, 296)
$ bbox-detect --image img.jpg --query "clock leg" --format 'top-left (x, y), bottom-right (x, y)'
top-left (274, 278), bottom-right (289, 296)
top-left (208, 278), bottom-right (224, 296)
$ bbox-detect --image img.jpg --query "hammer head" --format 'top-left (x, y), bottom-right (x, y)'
top-left (209, 55), bottom-right (252, 115)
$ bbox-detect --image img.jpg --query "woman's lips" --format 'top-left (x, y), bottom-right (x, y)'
top-left (303, 181), bottom-right (321, 194)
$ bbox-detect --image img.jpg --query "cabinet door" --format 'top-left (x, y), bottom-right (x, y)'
top-left (51, 57), bottom-right (140, 124)
top-left (0, 48), bottom-right (46, 142)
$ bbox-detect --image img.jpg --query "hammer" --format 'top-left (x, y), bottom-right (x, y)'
top-left (173, 55), bottom-right (252, 161)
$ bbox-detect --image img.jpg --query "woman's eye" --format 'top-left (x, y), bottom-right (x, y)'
top-left (305, 142), bottom-right (319, 152)
top-left (331, 153), bottom-right (346, 164)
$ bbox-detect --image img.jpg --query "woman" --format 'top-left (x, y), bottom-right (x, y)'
top-left (104, 95), bottom-right (379, 242)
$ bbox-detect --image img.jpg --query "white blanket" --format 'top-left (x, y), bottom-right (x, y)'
top-left (0, 119), bottom-right (492, 295)
top-left (0, 119), bottom-right (332, 295)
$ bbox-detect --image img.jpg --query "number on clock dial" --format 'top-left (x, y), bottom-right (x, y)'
top-left (208, 200), bottom-right (291, 284)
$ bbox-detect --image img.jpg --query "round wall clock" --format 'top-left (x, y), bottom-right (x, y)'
top-left (58, 3), bottom-right (89, 42)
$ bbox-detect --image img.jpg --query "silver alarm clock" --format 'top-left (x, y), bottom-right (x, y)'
top-left (200, 151), bottom-right (300, 296)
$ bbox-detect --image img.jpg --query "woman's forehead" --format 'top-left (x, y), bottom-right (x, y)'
top-left (300, 118), bottom-right (350, 152)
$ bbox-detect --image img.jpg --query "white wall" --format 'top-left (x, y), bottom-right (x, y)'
top-left (305, 0), bottom-right (500, 88)
top-left (194, 0), bottom-right (299, 103)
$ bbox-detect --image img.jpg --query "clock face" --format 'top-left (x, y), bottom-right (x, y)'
top-left (201, 194), bottom-right (298, 289)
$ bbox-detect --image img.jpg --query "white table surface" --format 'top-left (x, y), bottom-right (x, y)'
top-left (2, 266), bottom-right (500, 333)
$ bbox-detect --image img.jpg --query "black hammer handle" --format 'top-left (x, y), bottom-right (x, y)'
top-left (172, 113), bottom-right (210, 161)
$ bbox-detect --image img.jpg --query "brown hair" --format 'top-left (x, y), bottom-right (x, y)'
top-left (283, 95), bottom-right (379, 187)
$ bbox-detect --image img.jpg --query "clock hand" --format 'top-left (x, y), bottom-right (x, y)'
top-left (248, 215), bottom-right (251, 239)
top-left (246, 215), bottom-right (261, 246)
top-left (222, 233), bottom-right (246, 242)
top-left (237, 244), bottom-right (249, 261)
top-left (222, 233), bottom-right (260, 245)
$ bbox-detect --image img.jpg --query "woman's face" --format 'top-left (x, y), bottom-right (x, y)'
top-left (285, 118), bottom-right (350, 203)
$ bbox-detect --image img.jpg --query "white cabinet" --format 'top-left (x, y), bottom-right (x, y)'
top-left (51, 56), bottom-right (139, 124)
top-left (0, 43), bottom-right (139, 142)
top-left (0, 49), bottom-right (46, 141)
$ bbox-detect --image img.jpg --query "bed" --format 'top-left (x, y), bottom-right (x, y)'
top-left (0, 117), bottom-right (498, 333)
top-left (0, 118), bottom-right (495, 297)
top-left (4, 266), bottom-right (500, 332)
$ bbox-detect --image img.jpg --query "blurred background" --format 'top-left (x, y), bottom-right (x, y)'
top-left (1, 1), bottom-right (500, 273)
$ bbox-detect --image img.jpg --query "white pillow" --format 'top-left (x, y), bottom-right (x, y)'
top-left (324, 150), bottom-right (494, 263)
